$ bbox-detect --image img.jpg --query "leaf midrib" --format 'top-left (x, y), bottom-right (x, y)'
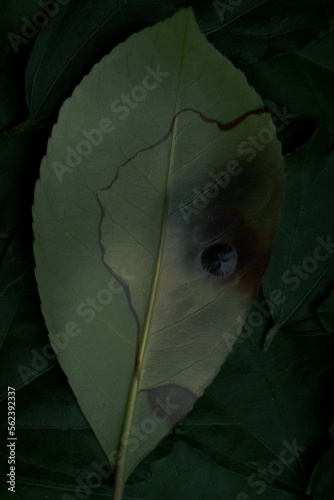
top-left (111, 14), bottom-right (190, 499)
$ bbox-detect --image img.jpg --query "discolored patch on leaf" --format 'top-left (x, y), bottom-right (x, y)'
top-left (97, 108), bottom-right (270, 357)
top-left (144, 383), bottom-right (197, 428)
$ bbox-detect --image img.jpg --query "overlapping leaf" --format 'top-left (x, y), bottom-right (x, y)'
top-left (240, 29), bottom-right (334, 133)
top-left (24, 0), bottom-right (334, 123)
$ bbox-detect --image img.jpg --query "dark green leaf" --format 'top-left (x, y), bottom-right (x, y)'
top-left (307, 445), bottom-right (334, 500)
top-left (175, 297), bottom-right (334, 494)
top-left (25, 0), bottom-right (178, 122)
top-left (240, 28), bottom-right (334, 133)
top-left (262, 127), bottom-right (334, 347)
top-left (25, 0), bottom-right (334, 123)
top-left (0, 0), bottom-right (46, 131)
top-left (194, 0), bottom-right (334, 64)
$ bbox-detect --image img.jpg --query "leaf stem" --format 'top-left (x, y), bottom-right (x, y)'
top-left (111, 373), bottom-right (139, 500)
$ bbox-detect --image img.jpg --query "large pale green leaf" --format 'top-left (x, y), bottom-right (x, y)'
top-left (32, 8), bottom-right (284, 497)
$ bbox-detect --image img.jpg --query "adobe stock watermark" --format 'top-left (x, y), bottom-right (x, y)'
top-left (280, 234), bottom-right (334, 291)
top-left (76, 267), bottom-right (134, 323)
top-left (52, 64), bottom-right (170, 183)
top-left (179, 159), bottom-right (242, 224)
top-left (178, 106), bottom-right (296, 224)
top-left (238, 106), bottom-right (296, 159)
top-left (7, 0), bottom-right (71, 54)
top-left (223, 234), bottom-right (334, 352)
top-left (61, 397), bottom-right (180, 500)
top-left (236, 439), bottom-right (306, 499)
top-left (17, 268), bottom-right (134, 385)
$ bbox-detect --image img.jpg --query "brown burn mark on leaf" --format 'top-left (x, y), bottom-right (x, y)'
top-left (96, 106), bottom-right (270, 378)
top-left (143, 383), bottom-right (198, 428)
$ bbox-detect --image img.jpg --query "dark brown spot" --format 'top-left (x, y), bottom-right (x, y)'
top-left (190, 207), bottom-right (258, 287)
top-left (201, 242), bottom-right (238, 277)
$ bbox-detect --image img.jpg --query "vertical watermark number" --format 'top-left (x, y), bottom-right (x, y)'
top-left (7, 387), bottom-right (16, 493)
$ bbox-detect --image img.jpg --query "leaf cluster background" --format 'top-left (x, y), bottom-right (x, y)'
top-left (0, 0), bottom-right (334, 499)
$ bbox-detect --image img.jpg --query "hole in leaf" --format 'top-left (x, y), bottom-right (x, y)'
top-left (201, 242), bottom-right (237, 277)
